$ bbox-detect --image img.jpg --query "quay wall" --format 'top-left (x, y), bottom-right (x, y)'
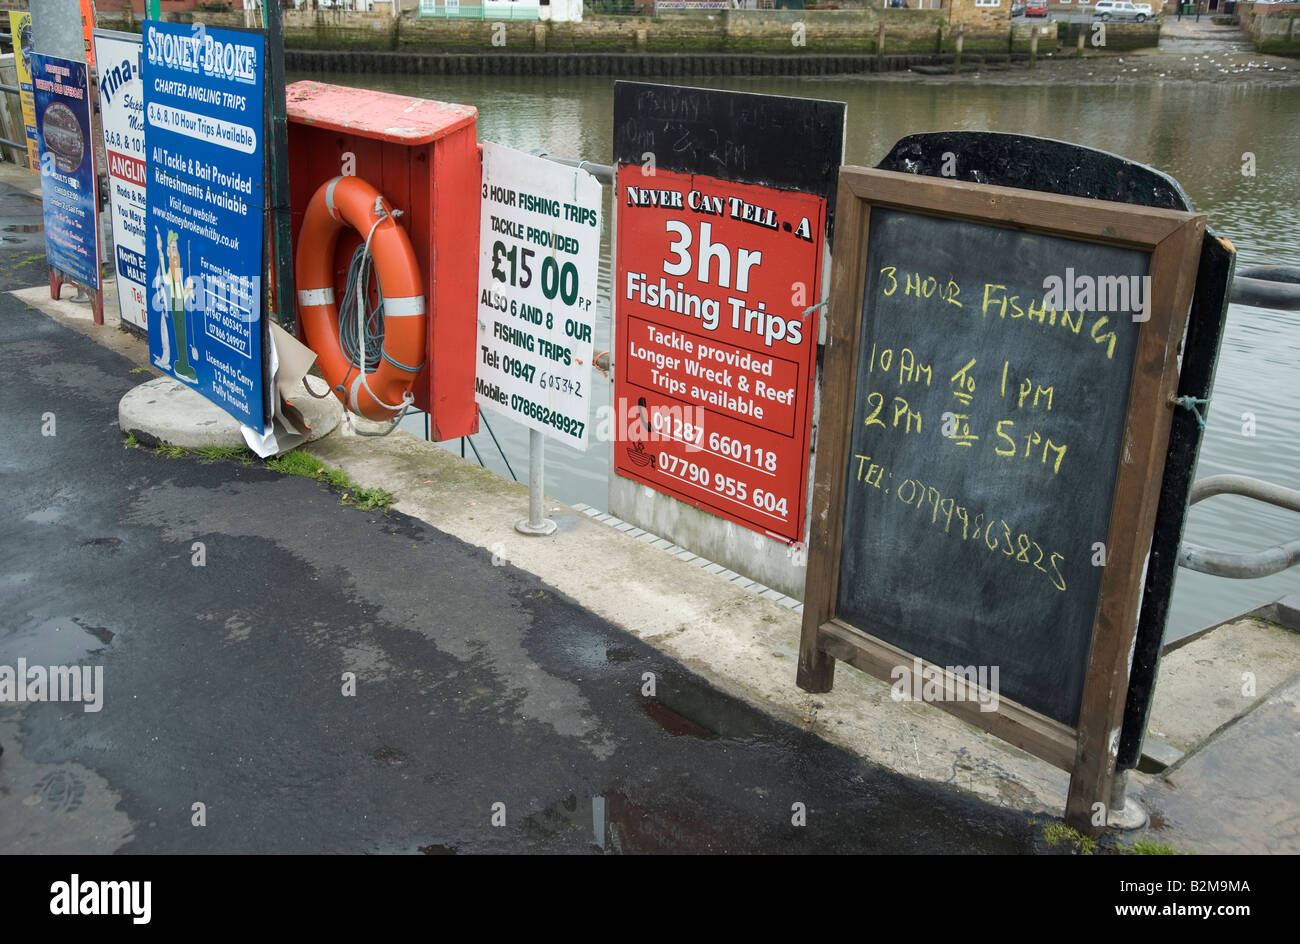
top-left (84, 8), bottom-right (1111, 63)
top-left (1238, 2), bottom-right (1300, 54)
top-left (1055, 20), bottom-right (1161, 52)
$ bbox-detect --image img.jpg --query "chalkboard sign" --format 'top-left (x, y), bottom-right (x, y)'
top-left (612, 81), bottom-right (845, 215)
top-left (799, 168), bottom-right (1204, 828)
top-left (838, 207), bottom-right (1152, 727)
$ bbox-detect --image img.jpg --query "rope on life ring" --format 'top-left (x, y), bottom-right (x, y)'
top-left (295, 175), bottom-right (426, 422)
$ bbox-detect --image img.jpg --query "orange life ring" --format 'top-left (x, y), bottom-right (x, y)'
top-left (295, 175), bottom-right (425, 421)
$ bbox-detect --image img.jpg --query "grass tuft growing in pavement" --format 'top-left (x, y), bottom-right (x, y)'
top-left (349, 486), bottom-right (396, 512)
top-left (1041, 823), bottom-right (1096, 855)
top-left (1030, 817), bottom-right (1187, 856)
top-left (265, 448), bottom-right (394, 511)
top-left (266, 448), bottom-right (335, 480)
top-left (195, 445), bottom-right (253, 466)
top-left (1123, 838), bottom-right (1180, 855)
top-left (123, 434), bottom-right (394, 512)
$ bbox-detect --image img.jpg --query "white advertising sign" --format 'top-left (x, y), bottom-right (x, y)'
top-left (93, 30), bottom-right (148, 332)
top-left (476, 142), bottom-right (601, 449)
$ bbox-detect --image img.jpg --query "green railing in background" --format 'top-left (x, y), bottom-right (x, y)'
top-left (586, 0), bottom-right (640, 13)
top-left (417, 1), bottom-right (542, 18)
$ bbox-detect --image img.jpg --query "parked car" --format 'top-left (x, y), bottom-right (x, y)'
top-left (1011, 0), bottom-right (1027, 16)
top-left (1092, 0), bottom-right (1153, 21)
top-left (1025, 0), bottom-right (1047, 16)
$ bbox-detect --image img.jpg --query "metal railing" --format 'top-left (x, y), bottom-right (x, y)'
top-left (417, 1), bottom-right (541, 19)
top-left (1176, 264), bottom-right (1300, 581)
top-left (0, 82), bottom-right (26, 152)
top-left (1230, 264), bottom-right (1300, 311)
top-left (534, 153), bottom-right (613, 184)
top-left (1178, 474), bottom-right (1300, 578)
top-left (1, 29), bottom-right (29, 153)
top-left (587, 0), bottom-right (640, 13)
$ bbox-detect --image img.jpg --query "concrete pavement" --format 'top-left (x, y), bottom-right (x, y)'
top-left (0, 178), bottom-right (1049, 853)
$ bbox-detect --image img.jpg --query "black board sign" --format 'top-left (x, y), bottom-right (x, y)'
top-left (836, 209), bottom-right (1148, 726)
top-left (799, 166), bottom-right (1205, 829)
top-left (612, 80), bottom-right (845, 227)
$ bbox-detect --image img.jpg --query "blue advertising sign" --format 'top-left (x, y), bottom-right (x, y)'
top-left (142, 21), bottom-right (266, 432)
top-left (31, 54), bottom-right (99, 289)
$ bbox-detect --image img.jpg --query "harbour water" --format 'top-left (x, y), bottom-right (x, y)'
top-left (290, 70), bottom-right (1300, 641)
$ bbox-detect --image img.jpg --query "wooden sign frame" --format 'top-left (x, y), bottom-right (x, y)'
top-left (798, 167), bottom-right (1205, 832)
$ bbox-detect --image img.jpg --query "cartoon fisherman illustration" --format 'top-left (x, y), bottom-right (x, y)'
top-left (154, 228), bottom-right (197, 383)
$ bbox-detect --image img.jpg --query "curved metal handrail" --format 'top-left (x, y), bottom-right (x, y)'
top-left (1178, 474), bottom-right (1300, 578)
top-left (1230, 265), bottom-right (1300, 311)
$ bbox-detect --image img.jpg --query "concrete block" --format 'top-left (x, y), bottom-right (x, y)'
top-left (118, 375), bottom-right (342, 450)
top-left (1138, 736), bottom-right (1184, 774)
top-left (1147, 615), bottom-right (1300, 752)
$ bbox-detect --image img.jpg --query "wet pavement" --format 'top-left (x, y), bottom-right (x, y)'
top-left (1138, 672), bottom-right (1300, 854)
top-left (0, 181), bottom-right (1053, 853)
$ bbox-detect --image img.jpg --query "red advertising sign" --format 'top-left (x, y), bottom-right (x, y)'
top-left (614, 165), bottom-right (826, 545)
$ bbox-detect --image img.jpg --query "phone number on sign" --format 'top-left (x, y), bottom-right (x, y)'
top-left (510, 394), bottom-right (585, 439)
top-left (650, 412), bottom-right (780, 474)
top-left (657, 452), bottom-right (789, 519)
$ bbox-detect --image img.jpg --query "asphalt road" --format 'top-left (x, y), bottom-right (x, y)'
top-left (0, 180), bottom-right (1045, 854)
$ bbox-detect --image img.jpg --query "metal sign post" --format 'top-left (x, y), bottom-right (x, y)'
top-left (516, 429), bottom-right (556, 536)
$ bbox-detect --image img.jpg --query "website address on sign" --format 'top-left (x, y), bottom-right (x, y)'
top-left (1114, 904), bottom-right (1250, 918)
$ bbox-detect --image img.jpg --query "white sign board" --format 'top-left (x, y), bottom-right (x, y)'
top-left (93, 30), bottom-right (147, 332)
top-left (476, 142), bottom-right (601, 449)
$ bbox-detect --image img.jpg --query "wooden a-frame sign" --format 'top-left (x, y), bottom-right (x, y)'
top-left (797, 167), bottom-right (1205, 833)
